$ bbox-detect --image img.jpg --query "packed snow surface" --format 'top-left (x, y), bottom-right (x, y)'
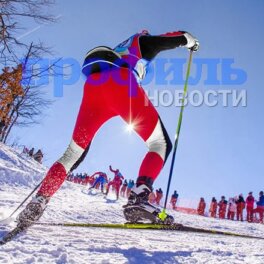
top-left (0, 143), bottom-right (264, 264)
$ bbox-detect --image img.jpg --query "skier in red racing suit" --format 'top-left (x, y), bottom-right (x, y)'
top-left (105, 166), bottom-right (124, 199)
top-left (18, 29), bottom-right (199, 226)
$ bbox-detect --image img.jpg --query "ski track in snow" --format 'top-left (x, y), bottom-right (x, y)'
top-left (0, 143), bottom-right (264, 264)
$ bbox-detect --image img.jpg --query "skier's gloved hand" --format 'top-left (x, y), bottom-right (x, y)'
top-left (183, 32), bottom-right (199, 52)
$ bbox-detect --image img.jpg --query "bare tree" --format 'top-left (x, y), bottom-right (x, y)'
top-left (0, 0), bottom-right (59, 143)
top-left (0, 0), bottom-right (57, 60)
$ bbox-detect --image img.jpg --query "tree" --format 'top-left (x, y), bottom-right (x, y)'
top-left (0, 0), bottom-right (57, 60)
top-left (0, 0), bottom-right (58, 143)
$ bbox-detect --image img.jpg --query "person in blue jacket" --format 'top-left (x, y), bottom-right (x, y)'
top-left (89, 172), bottom-right (108, 193)
top-left (256, 191), bottom-right (264, 223)
top-left (126, 180), bottom-right (135, 198)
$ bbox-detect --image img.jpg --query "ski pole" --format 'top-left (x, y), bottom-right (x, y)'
top-left (159, 51), bottom-right (193, 220)
top-left (0, 178), bottom-right (44, 223)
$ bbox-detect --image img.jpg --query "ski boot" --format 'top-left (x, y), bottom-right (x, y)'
top-left (123, 184), bottom-right (174, 224)
top-left (17, 195), bottom-right (49, 228)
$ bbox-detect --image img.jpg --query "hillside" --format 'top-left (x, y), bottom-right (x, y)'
top-left (0, 143), bottom-right (264, 264)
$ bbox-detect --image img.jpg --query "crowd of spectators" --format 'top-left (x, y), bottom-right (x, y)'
top-left (197, 191), bottom-right (264, 223)
top-left (22, 146), bottom-right (43, 163)
top-left (66, 169), bottom-right (263, 224)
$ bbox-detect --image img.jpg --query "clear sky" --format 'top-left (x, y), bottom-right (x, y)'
top-left (12, 0), bottom-right (264, 204)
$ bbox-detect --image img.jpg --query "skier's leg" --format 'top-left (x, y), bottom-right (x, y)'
top-left (112, 68), bottom-right (173, 223)
top-left (114, 71), bottom-right (172, 188)
top-left (105, 181), bottom-right (113, 195)
top-left (37, 75), bottom-right (117, 198)
top-left (90, 178), bottom-right (100, 189)
top-left (18, 72), bottom-right (117, 225)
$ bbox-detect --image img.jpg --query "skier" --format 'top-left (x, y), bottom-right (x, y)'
top-left (236, 194), bottom-right (245, 221)
top-left (126, 180), bottom-right (134, 198)
top-left (209, 197), bottom-right (217, 218)
top-left (105, 166), bottom-right (124, 199)
top-left (17, 29), bottom-right (199, 226)
top-left (120, 179), bottom-right (128, 197)
top-left (245, 192), bottom-right (255, 222)
top-left (218, 196), bottom-right (227, 219)
top-left (89, 172), bottom-right (108, 193)
top-left (170, 190), bottom-right (179, 210)
top-left (197, 197), bottom-right (206, 216)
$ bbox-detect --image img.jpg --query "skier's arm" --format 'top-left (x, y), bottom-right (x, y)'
top-left (90, 172), bottom-right (101, 178)
top-left (109, 166), bottom-right (117, 173)
top-left (139, 31), bottom-right (199, 60)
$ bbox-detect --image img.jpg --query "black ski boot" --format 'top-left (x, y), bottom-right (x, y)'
top-left (17, 195), bottom-right (49, 228)
top-left (123, 184), bottom-right (174, 224)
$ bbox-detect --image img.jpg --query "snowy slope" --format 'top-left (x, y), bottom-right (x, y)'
top-left (0, 144), bottom-right (264, 264)
top-left (0, 142), bottom-right (46, 187)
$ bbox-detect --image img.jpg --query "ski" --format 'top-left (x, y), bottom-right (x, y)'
top-left (34, 222), bottom-right (264, 240)
top-left (0, 225), bottom-right (27, 245)
top-left (1, 221), bottom-right (263, 245)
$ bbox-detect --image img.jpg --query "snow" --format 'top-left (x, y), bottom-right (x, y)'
top-left (0, 143), bottom-right (264, 264)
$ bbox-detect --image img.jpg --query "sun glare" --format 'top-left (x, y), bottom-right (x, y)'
top-left (126, 123), bottom-right (135, 133)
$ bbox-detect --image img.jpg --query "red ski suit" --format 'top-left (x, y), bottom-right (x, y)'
top-left (197, 199), bottom-right (206, 216)
top-left (209, 201), bottom-right (217, 218)
top-left (37, 30), bottom-right (190, 197)
top-left (246, 195), bottom-right (255, 222)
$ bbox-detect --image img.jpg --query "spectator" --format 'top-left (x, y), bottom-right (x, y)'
top-left (256, 191), bottom-right (264, 223)
top-left (246, 192), bottom-right (255, 222)
top-left (197, 197), bottom-right (206, 216)
top-left (227, 198), bottom-right (237, 220)
top-left (218, 196), bottom-right (227, 219)
top-left (126, 180), bottom-right (134, 198)
top-left (22, 146), bottom-right (29, 155)
top-left (83, 173), bottom-right (90, 185)
top-left (33, 149), bottom-right (43, 163)
top-left (236, 194), bottom-right (245, 221)
top-left (209, 197), bottom-right (217, 218)
top-left (148, 191), bottom-right (156, 204)
top-left (155, 188), bottom-right (163, 206)
top-left (28, 148), bottom-right (34, 157)
top-left (170, 190), bottom-right (179, 210)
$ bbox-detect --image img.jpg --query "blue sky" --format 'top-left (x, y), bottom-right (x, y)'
top-left (12, 0), bottom-right (264, 203)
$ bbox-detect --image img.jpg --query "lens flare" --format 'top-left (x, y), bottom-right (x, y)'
top-left (126, 123), bottom-right (135, 133)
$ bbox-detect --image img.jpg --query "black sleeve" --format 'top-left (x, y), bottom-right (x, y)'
top-left (139, 32), bottom-right (187, 60)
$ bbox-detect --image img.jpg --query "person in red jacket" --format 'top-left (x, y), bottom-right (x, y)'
top-left (120, 179), bottom-right (128, 197)
top-left (236, 194), bottom-right (245, 221)
top-left (148, 191), bottom-right (156, 205)
top-left (218, 196), bottom-right (227, 219)
top-left (209, 197), bottom-right (217, 218)
top-left (105, 166), bottom-right (124, 199)
top-left (170, 190), bottom-right (179, 210)
top-left (246, 192), bottom-right (255, 222)
top-left (197, 198), bottom-right (206, 216)
top-left (18, 30), bottom-right (199, 226)
top-left (155, 188), bottom-right (163, 206)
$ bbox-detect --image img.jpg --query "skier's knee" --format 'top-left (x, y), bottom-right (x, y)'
top-left (57, 140), bottom-right (85, 173)
top-left (146, 119), bottom-right (172, 163)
